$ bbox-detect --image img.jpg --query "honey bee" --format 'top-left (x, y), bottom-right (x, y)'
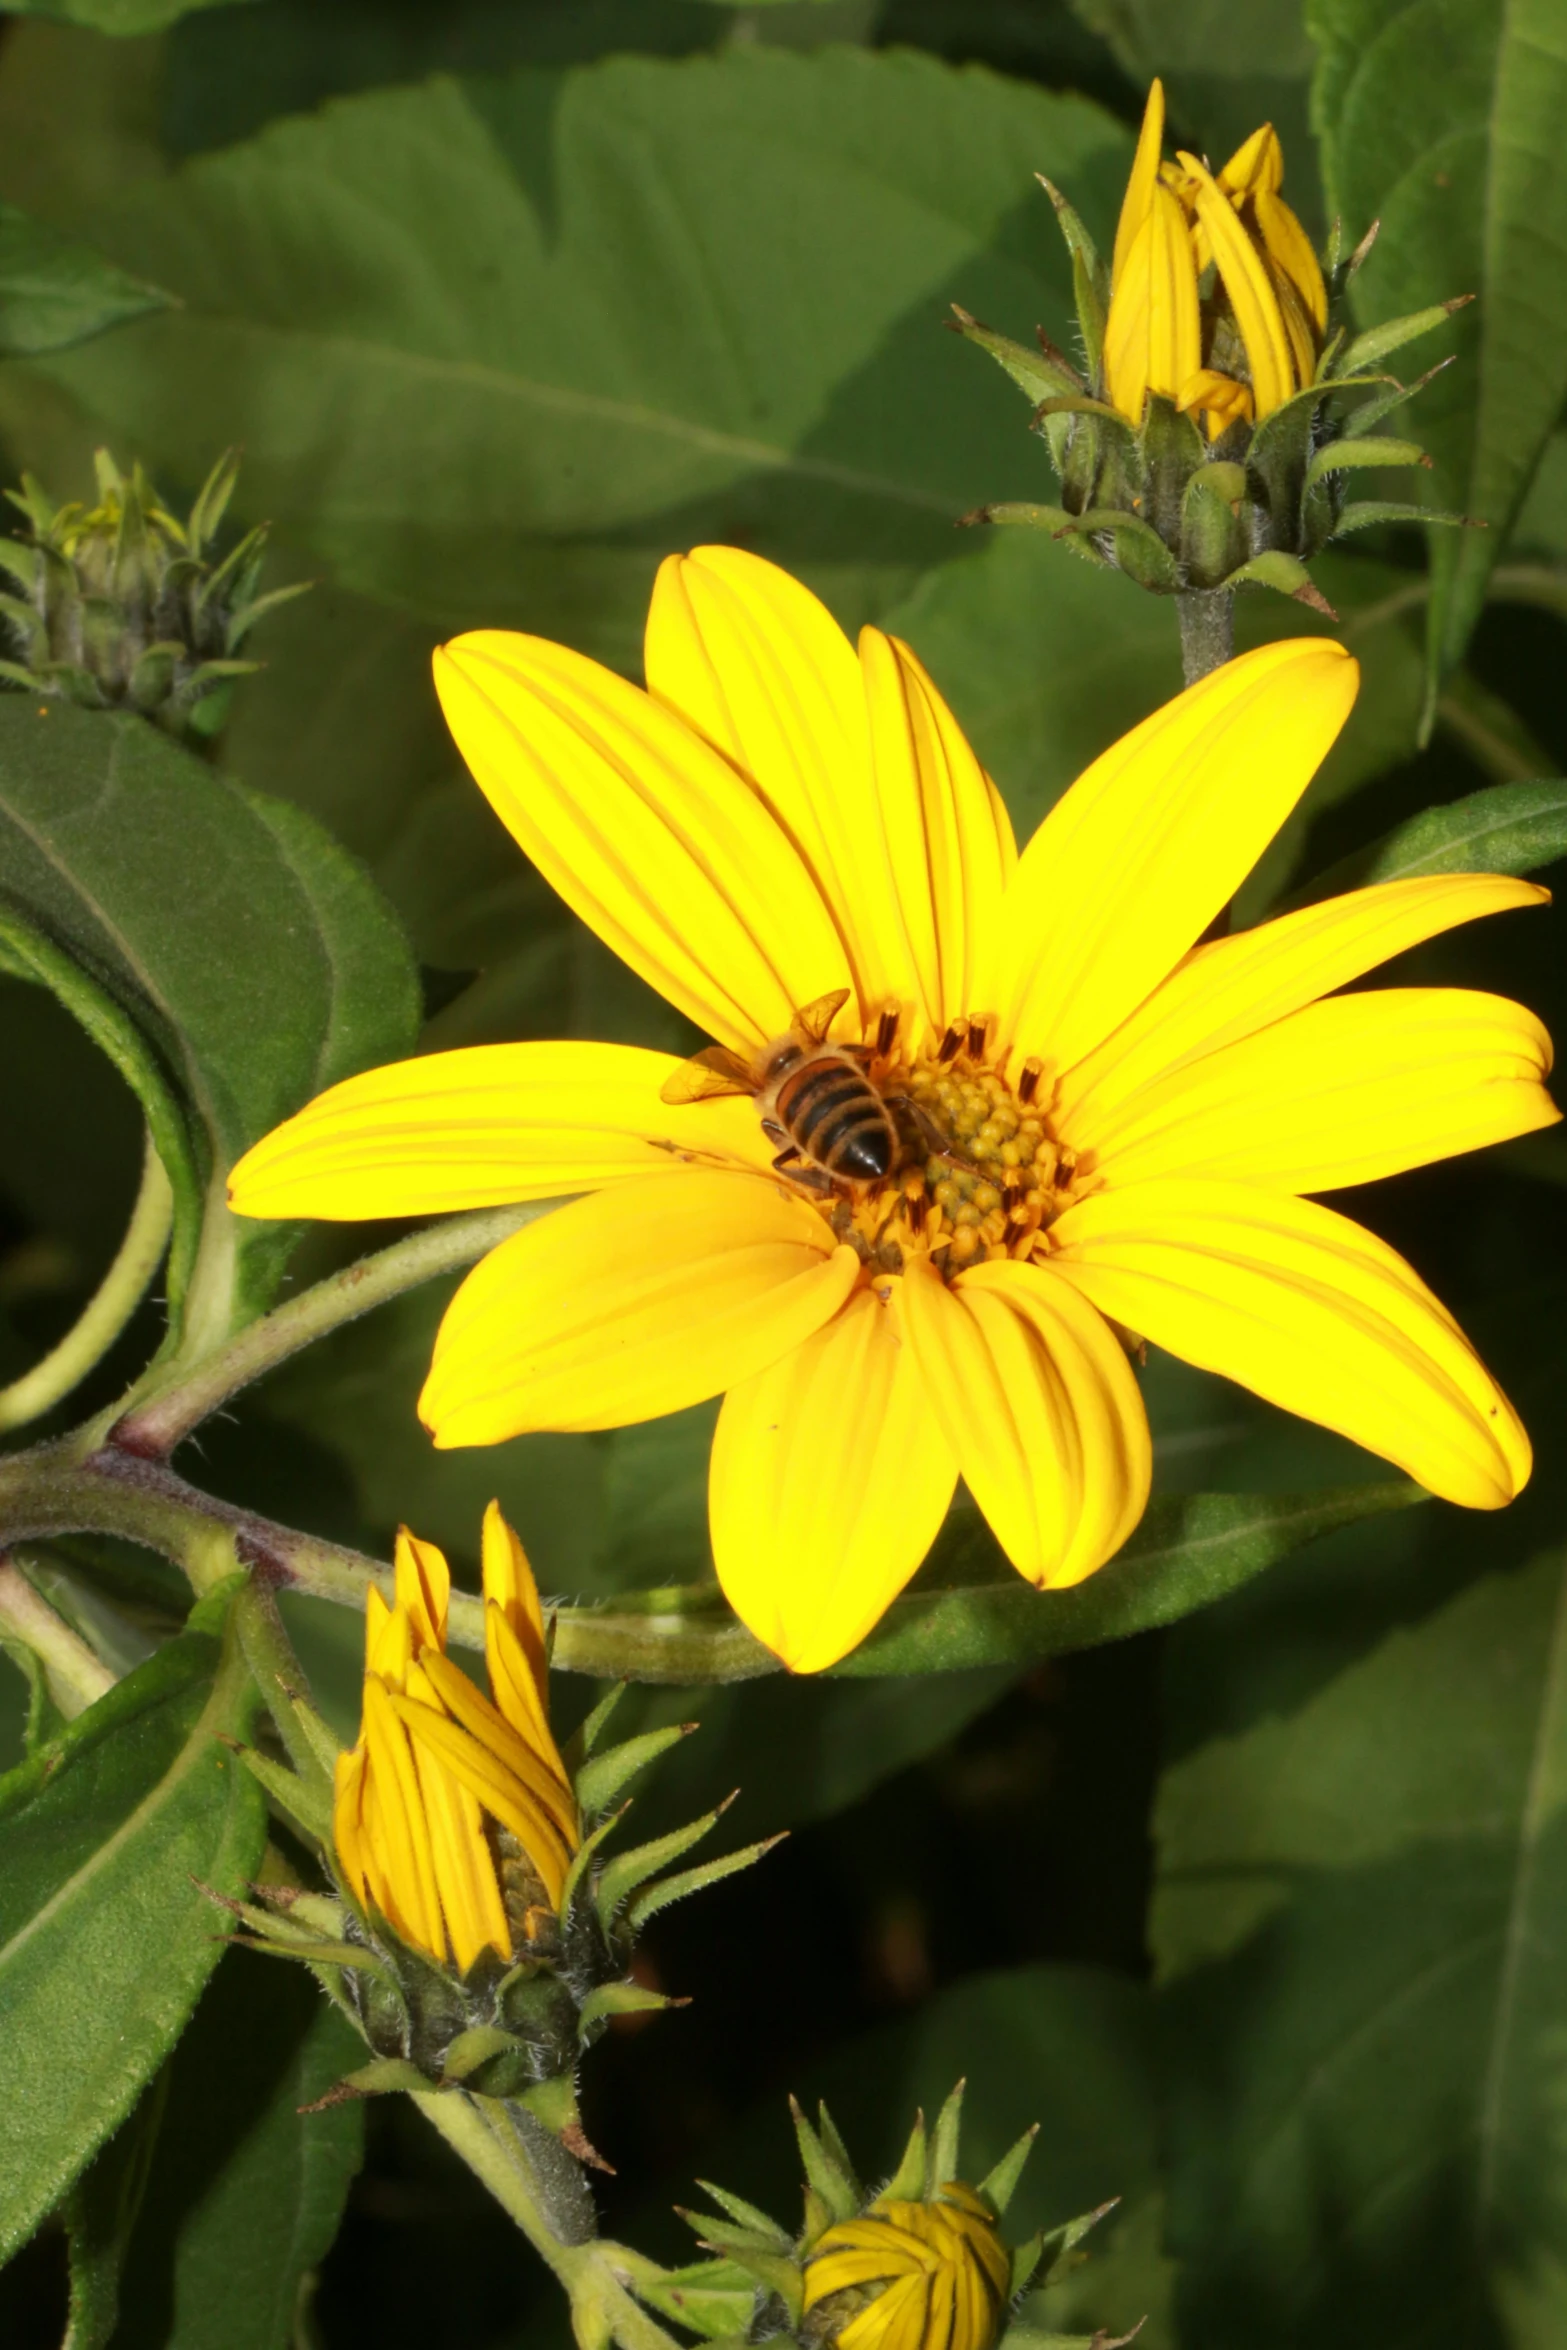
top-left (660, 987), bottom-right (898, 1193)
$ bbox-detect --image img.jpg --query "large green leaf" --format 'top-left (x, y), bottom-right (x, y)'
top-left (0, 50), bottom-right (1133, 670)
top-left (1311, 0), bottom-right (1567, 696)
top-left (105, 1958), bottom-right (364, 2350)
top-left (1289, 776), bottom-right (1567, 901)
top-left (1154, 1541), bottom-right (1567, 2345)
top-left (5, 0), bottom-right (253, 36)
top-left (0, 1601), bottom-right (265, 2267)
top-left (0, 201), bottom-right (168, 353)
top-left (0, 700), bottom-right (421, 1340)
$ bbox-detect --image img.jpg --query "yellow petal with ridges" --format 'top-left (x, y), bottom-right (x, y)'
top-left (995, 640), bottom-right (1357, 1074)
top-left (1049, 1179), bottom-right (1529, 1507)
top-left (407, 1731), bottom-right (510, 1974)
top-left (1218, 123), bottom-right (1285, 200)
top-left (1056, 873), bottom-right (1549, 1136)
top-left (227, 1039), bottom-right (777, 1222)
top-left (435, 631), bottom-right (850, 1055)
top-left (892, 1256), bottom-right (1150, 1588)
top-left (388, 1696), bottom-right (573, 1907)
top-left (644, 547), bottom-right (913, 1026)
top-left (1079, 987), bottom-right (1559, 1192)
top-left (1179, 150), bottom-right (1295, 412)
top-left (860, 627), bottom-right (1017, 1039)
top-left (418, 1649), bottom-right (577, 1846)
top-left (421, 1169), bottom-right (859, 1446)
top-left (361, 1677), bottom-right (445, 1958)
top-left (481, 1500), bottom-right (548, 1704)
top-left (710, 1287), bottom-right (958, 1672)
top-left (1103, 206), bottom-right (1156, 422)
top-left (1113, 78), bottom-right (1166, 286)
top-left (392, 1526), bottom-right (449, 1657)
top-left (1255, 187), bottom-right (1328, 330)
top-left (1147, 179), bottom-right (1202, 401)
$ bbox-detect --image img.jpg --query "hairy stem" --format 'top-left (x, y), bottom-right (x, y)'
top-left (1175, 588), bottom-right (1235, 684)
top-left (0, 1555), bottom-right (116, 1716)
top-left (109, 1201), bottom-right (547, 1457)
top-left (414, 2092), bottom-right (684, 2350)
top-left (0, 1133), bottom-right (172, 1435)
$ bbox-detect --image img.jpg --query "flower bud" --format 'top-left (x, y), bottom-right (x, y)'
top-left (0, 447), bottom-right (305, 739)
top-left (955, 79), bottom-right (1473, 616)
top-left (219, 1502), bottom-right (780, 2141)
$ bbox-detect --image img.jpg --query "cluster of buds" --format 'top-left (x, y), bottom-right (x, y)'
top-left (0, 446), bottom-right (304, 739)
top-left (636, 2084), bottom-right (1136, 2350)
top-left (223, 1505), bottom-right (776, 2151)
top-left (955, 79), bottom-right (1471, 646)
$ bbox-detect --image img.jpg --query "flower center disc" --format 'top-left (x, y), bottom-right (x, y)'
top-left (821, 1017), bottom-right (1082, 1284)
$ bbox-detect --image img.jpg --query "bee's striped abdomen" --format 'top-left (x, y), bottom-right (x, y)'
top-left (776, 1054), bottom-right (895, 1182)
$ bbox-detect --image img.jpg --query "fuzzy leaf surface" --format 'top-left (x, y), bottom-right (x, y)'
top-left (0, 1612), bottom-right (265, 2265)
top-left (0, 701), bottom-right (420, 1336)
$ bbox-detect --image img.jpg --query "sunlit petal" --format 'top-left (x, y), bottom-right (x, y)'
top-left (227, 1040), bottom-right (776, 1221)
top-left (435, 630), bottom-right (850, 1053)
top-left (1079, 987), bottom-right (1559, 1191)
top-left (421, 1169), bottom-right (859, 1446)
top-left (1056, 873), bottom-right (1549, 1134)
top-left (1049, 1178), bottom-right (1530, 1507)
top-left (995, 640), bottom-right (1357, 1072)
top-left (710, 1288), bottom-right (958, 1672)
top-left (891, 1256), bottom-right (1150, 1587)
top-left (1179, 149), bottom-right (1294, 411)
top-left (1112, 77), bottom-right (1166, 285)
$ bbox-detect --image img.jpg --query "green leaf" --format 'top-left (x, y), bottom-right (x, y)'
top-left (1287, 778), bottom-right (1567, 902)
top-left (0, 1607), bottom-right (265, 2265)
top-left (1303, 435), bottom-right (1433, 488)
top-left (948, 306), bottom-right (1083, 405)
top-left (0, 701), bottom-right (421, 1339)
top-left (832, 1485), bottom-right (1425, 1677)
top-left (1312, 0), bottom-right (1567, 696)
top-left (1154, 1543), bottom-right (1567, 2342)
top-left (106, 1956), bottom-right (364, 2350)
top-left (0, 50), bottom-right (1134, 667)
top-left (4, 0), bottom-right (254, 34)
top-left (0, 201), bottom-right (169, 353)
top-left (63, 2076), bottom-right (167, 2350)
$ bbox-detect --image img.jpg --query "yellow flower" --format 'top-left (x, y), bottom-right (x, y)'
top-left (229, 547), bottom-right (1556, 1673)
top-left (1104, 79), bottom-right (1329, 434)
top-left (804, 2185), bottom-right (1011, 2350)
top-left (334, 1502), bottom-right (579, 1973)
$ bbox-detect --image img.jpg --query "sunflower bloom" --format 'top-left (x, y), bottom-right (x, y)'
top-left (1104, 79), bottom-right (1328, 435)
top-left (805, 2186), bottom-right (1011, 2350)
top-left (230, 547), bottom-right (1556, 1672)
top-left (334, 1503), bottom-right (579, 1972)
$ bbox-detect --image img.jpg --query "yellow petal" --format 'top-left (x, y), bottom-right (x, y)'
top-left (481, 1500), bottom-right (548, 1706)
top-left (417, 1649), bottom-right (576, 1846)
top-left (408, 1736), bottom-right (511, 1974)
top-left (484, 1603), bottom-right (576, 1799)
top-left (389, 1693), bottom-right (574, 1907)
top-left (995, 640), bottom-right (1357, 1074)
top-left (891, 1256), bottom-right (1150, 1588)
top-left (1079, 987), bottom-right (1559, 1192)
top-left (361, 1677), bottom-right (445, 1959)
top-left (860, 627), bottom-right (1017, 1038)
top-left (1049, 1179), bottom-right (1530, 1508)
top-left (1056, 873), bottom-right (1549, 1137)
top-left (1146, 179), bottom-right (1202, 401)
top-left (1113, 79), bottom-right (1166, 287)
top-left (1217, 123), bottom-right (1284, 200)
top-left (710, 1287), bottom-right (958, 1672)
top-left (1179, 150), bottom-right (1295, 413)
top-left (435, 631), bottom-right (850, 1056)
top-left (1102, 207), bottom-right (1155, 422)
top-left (393, 1525), bottom-right (450, 1657)
top-left (420, 1168), bottom-right (859, 1446)
top-left (644, 546), bottom-right (909, 1025)
top-left (227, 1040), bottom-right (776, 1222)
top-left (1254, 187), bottom-right (1328, 331)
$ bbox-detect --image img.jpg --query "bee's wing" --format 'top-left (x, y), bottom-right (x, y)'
top-left (793, 986), bottom-right (853, 1047)
top-left (659, 1046), bottom-right (755, 1106)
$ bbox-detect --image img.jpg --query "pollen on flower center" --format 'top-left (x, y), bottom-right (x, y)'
top-left (821, 1015), bottom-right (1083, 1283)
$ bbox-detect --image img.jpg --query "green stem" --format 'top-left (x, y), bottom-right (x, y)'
top-left (108, 1201), bottom-right (546, 1457)
top-left (0, 1133), bottom-right (172, 1434)
top-left (0, 1555), bottom-right (116, 1716)
top-left (1175, 588), bottom-right (1235, 683)
top-left (414, 2092), bottom-right (683, 2350)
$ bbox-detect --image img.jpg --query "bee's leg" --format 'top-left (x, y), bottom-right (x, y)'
top-left (885, 1093), bottom-right (979, 1172)
top-left (761, 1119), bottom-right (836, 1194)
